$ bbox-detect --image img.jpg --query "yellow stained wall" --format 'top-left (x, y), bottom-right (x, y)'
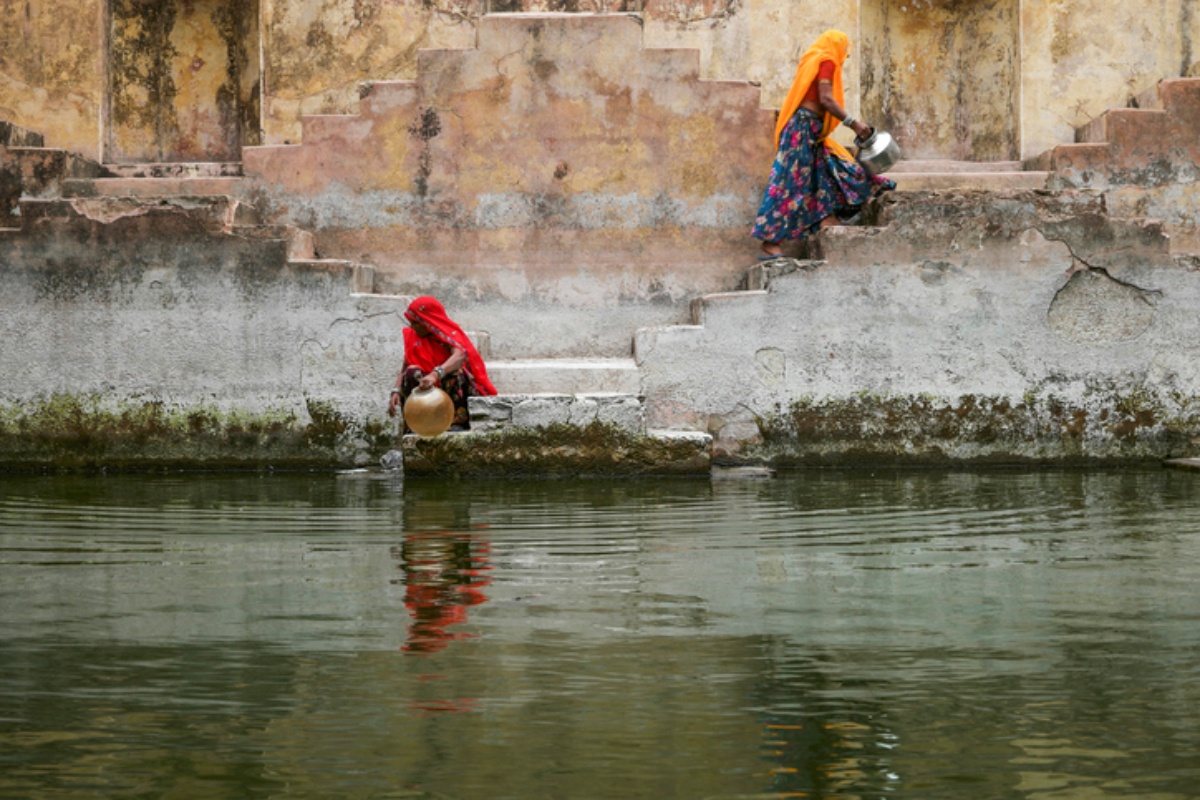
top-left (108, 0), bottom-right (261, 163)
top-left (260, 0), bottom-right (477, 145)
top-left (0, 0), bottom-right (104, 160)
top-left (1021, 0), bottom-right (1200, 159)
top-left (859, 0), bottom-right (1021, 162)
top-left (1, 1), bottom-right (1198, 163)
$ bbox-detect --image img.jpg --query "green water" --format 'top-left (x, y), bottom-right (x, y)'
top-left (2, 469), bottom-right (1198, 799)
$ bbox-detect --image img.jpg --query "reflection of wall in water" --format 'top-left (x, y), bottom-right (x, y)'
top-left (859, 0), bottom-right (1020, 161)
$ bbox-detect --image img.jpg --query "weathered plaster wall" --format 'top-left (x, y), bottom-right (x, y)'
top-left (1045, 78), bottom-right (1200, 251)
top-left (261, 0), bottom-right (477, 145)
top-left (636, 192), bottom-right (1200, 463)
top-left (0, 199), bottom-right (405, 468)
top-left (4, 1), bottom-right (1199, 164)
top-left (244, 14), bottom-right (776, 359)
top-left (0, 0), bottom-right (104, 160)
top-left (108, 0), bottom-right (262, 163)
top-left (860, 0), bottom-right (1020, 161)
top-left (1021, 0), bottom-right (1200, 159)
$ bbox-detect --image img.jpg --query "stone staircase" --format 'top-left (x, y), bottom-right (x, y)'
top-left (1027, 77), bottom-right (1200, 256)
top-left (5, 138), bottom-right (671, 464)
top-left (5, 74), bottom-right (1197, 470)
top-left (882, 159), bottom-right (1050, 192)
top-left (1, 121), bottom-right (110, 224)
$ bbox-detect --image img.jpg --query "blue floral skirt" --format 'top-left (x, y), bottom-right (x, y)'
top-left (752, 108), bottom-right (895, 243)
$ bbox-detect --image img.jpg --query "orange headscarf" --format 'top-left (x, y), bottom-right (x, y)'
top-left (774, 30), bottom-right (855, 165)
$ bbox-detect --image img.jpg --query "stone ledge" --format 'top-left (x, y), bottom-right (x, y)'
top-left (399, 421), bottom-right (712, 477)
top-left (470, 393), bottom-right (644, 434)
top-left (486, 359), bottom-right (641, 395)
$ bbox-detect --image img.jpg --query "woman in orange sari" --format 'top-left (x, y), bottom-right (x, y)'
top-left (752, 30), bottom-right (895, 258)
top-left (387, 296), bottom-right (497, 432)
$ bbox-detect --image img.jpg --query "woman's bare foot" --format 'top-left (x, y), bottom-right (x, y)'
top-left (819, 215), bottom-right (842, 228)
top-left (760, 242), bottom-right (783, 257)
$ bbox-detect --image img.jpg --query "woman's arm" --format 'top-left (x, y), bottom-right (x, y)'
top-left (817, 81), bottom-right (872, 140)
top-left (417, 346), bottom-right (468, 391)
top-left (388, 357), bottom-right (409, 417)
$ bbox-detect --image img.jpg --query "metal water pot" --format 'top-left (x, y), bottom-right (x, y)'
top-left (403, 386), bottom-right (455, 437)
top-left (855, 129), bottom-right (901, 175)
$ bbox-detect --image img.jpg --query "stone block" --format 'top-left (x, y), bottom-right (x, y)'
top-left (401, 420), bottom-right (712, 477)
top-left (511, 395), bottom-right (576, 429)
top-left (470, 393), bottom-right (644, 434)
top-left (468, 396), bottom-right (516, 433)
top-left (1159, 78), bottom-right (1200, 117)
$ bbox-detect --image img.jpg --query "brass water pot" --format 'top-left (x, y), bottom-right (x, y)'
top-left (403, 387), bottom-right (455, 437)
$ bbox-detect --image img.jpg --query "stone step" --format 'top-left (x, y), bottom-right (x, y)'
top-left (470, 392), bottom-right (645, 434)
top-left (1075, 107), bottom-right (1170, 144)
top-left (102, 162), bottom-right (243, 178)
top-left (690, 289), bottom-right (768, 325)
top-left (7, 147), bottom-right (108, 181)
top-left (3, 147), bottom-right (109, 218)
top-left (486, 357), bottom-right (641, 395)
top-left (62, 176), bottom-right (249, 199)
top-left (235, 224), bottom-right (316, 260)
top-left (1158, 78), bottom-right (1200, 114)
top-left (15, 196), bottom-right (257, 230)
top-left (1133, 83), bottom-right (1166, 111)
top-left (400, 414), bottom-right (713, 476)
top-left (1134, 77), bottom-right (1200, 113)
top-left (883, 171), bottom-right (1050, 192)
top-left (0, 121), bottom-right (44, 147)
top-left (886, 159), bottom-right (1025, 173)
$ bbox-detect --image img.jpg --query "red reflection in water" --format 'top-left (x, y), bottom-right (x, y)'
top-left (394, 530), bottom-right (491, 655)
top-left (410, 697), bottom-right (482, 716)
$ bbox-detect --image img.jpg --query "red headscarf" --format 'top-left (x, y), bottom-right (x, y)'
top-left (403, 296), bottom-right (497, 396)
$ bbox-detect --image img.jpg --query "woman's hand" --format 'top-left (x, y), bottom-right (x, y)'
top-left (387, 390), bottom-right (401, 418)
top-left (850, 120), bottom-right (873, 140)
top-left (417, 370), bottom-right (438, 391)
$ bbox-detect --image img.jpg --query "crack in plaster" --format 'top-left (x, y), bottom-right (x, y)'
top-left (1034, 225), bottom-right (1162, 302)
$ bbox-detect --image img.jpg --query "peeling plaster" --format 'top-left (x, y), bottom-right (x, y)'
top-left (1048, 268), bottom-right (1159, 343)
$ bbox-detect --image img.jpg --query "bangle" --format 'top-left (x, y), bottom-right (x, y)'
top-left (434, 366), bottom-right (445, 379)
top-left (390, 388), bottom-right (401, 395)
top-left (843, 115), bottom-right (856, 127)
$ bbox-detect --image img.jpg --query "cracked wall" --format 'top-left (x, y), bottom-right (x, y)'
top-left (1047, 268), bottom-right (1159, 344)
top-left (636, 191), bottom-right (1200, 463)
top-left (243, 14), bottom-right (776, 360)
top-left (0, 199), bottom-right (405, 468)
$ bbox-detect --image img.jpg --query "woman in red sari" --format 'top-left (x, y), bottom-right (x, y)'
top-left (387, 296), bottom-right (497, 432)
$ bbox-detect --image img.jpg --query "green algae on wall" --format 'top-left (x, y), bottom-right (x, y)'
top-left (0, 395), bottom-right (395, 472)
top-left (108, 0), bottom-right (260, 162)
top-left (747, 387), bottom-right (1200, 466)
top-left (402, 421), bottom-right (711, 477)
